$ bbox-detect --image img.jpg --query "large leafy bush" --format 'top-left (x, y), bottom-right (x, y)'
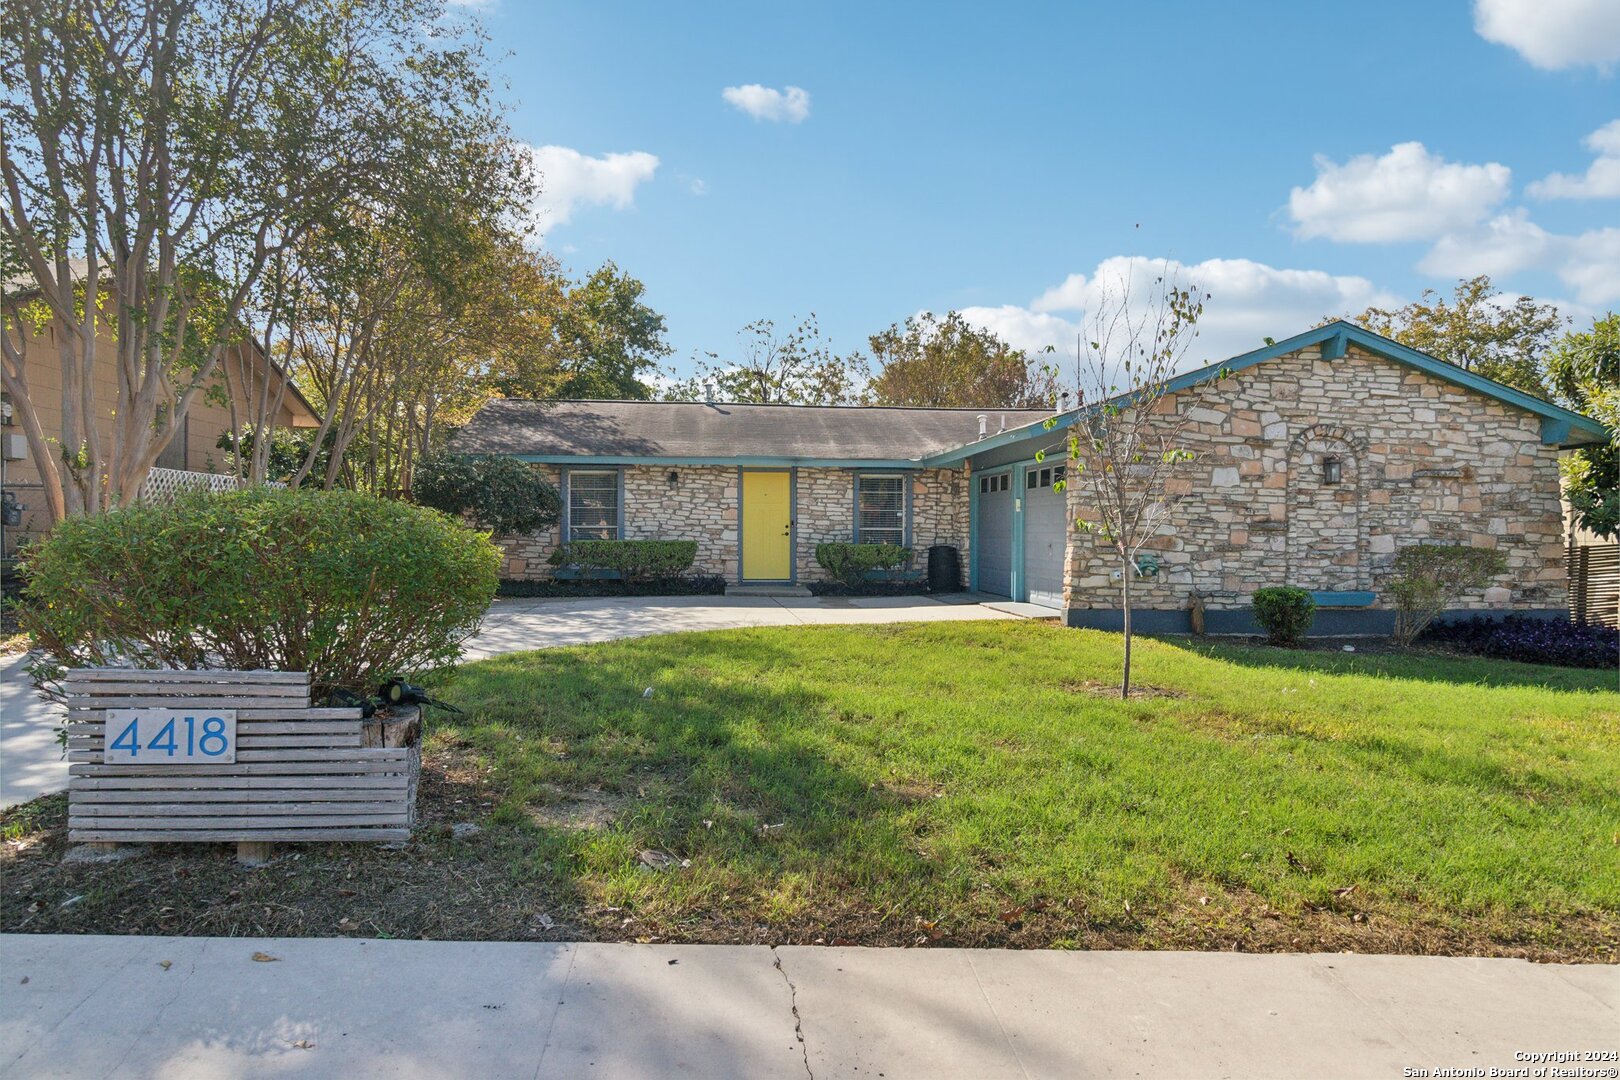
top-left (19, 488), bottom-right (499, 695)
top-left (1251, 586), bottom-right (1316, 646)
top-left (412, 452), bottom-right (561, 535)
top-left (1422, 615), bottom-right (1618, 670)
top-left (814, 542), bottom-right (912, 589)
top-left (548, 540), bottom-right (697, 585)
top-left (1387, 544), bottom-right (1508, 645)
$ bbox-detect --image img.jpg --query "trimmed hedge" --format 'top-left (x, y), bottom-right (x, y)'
top-left (498, 575), bottom-right (725, 598)
top-left (814, 542), bottom-right (912, 589)
top-left (18, 488), bottom-right (499, 695)
top-left (1251, 587), bottom-right (1316, 646)
top-left (548, 540), bottom-right (698, 585)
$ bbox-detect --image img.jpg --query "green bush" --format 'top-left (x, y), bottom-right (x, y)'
top-left (548, 540), bottom-right (697, 585)
top-left (412, 452), bottom-right (561, 535)
top-left (1388, 543), bottom-right (1509, 645)
top-left (1251, 587), bottom-right (1316, 646)
top-left (814, 542), bottom-right (912, 589)
top-left (18, 488), bottom-right (499, 696)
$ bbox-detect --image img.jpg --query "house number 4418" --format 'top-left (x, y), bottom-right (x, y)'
top-left (103, 710), bottom-right (238, 765)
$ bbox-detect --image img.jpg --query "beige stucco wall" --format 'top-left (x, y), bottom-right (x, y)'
top-left (1063, 343), bottom-right (1570, 613)
top-left (497, 464), bottom-right (972, 584)
top-left (2, 316), bottom-right (309, 553)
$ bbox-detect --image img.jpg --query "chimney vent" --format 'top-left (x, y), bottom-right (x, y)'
top-left (703, 382), bottom-right (715, 404)
top-left (976, 414), bottom-right (988, 440)
top-left (1059, 391), bottom-right (1071, 413)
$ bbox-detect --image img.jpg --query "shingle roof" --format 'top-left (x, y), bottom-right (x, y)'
top-left (453, 399), bottom-right (1052, 463)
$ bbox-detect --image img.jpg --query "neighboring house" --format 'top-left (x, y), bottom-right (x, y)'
top-left (456, 321), bottom-right (1610, 634)
top-left (1, 287), bottom-right (319, 555)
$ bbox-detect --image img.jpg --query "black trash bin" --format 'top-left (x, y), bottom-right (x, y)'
top-left (926, 544), bottom-right (962, 594)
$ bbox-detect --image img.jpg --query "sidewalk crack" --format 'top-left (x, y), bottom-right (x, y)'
top-left (771, 946), bottom-right (814, 1080)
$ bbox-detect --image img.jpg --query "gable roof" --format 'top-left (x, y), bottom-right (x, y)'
top-left (454, 398), bottom-right (1052, 466)
top-left (921, 320), bottom-right (1612, 466)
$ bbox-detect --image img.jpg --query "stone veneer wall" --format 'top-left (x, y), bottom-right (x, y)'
top-left (498, 463), bottom-right (971, 583)
top-left (1063, 344), bottom-right (1569, 614)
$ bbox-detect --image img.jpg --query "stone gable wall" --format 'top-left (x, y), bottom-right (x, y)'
top-left (1063, 343), bottom-right (1569, 613)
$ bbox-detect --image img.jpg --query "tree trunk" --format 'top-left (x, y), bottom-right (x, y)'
top-left (1120, 549), bottom-right (1133, 699)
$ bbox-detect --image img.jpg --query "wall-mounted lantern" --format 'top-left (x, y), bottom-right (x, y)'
top-left (666, 469), bottom-right (680, 488)
top-left (1322, 455), bottom-right (1343, 485)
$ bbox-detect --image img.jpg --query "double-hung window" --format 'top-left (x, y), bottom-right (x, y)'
top-left (567, 471), bottom-right (620, 540)
top-left (856, 474), bottom-right (905, 545)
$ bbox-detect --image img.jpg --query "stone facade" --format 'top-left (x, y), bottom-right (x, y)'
top-left (498, 464), bottom-right (972, 583)
top-left (1062, 343), bottom-right (1569, 615)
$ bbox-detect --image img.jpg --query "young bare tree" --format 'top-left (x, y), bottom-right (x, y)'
top-left (0, 0), bottom-right (497, 520)
top-left (667, 315), bottom-right (868, 404)
top-left (1048, 269), bottom-right (1223, 697)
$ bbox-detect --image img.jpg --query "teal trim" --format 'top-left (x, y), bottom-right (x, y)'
top-left (518, 454), bottom-right (919, 468)
top-left (1311, 590), bottom-right (1376, 608)
top-left (922, 320), bottom-right (1610, 466)
top-left (1009, 461), bottom-right (1029, 603)
top-left (967, 469), bottom-right (980, 591)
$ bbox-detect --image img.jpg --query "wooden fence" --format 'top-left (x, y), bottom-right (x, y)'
top-left (1568, 543), bottom-right (1619, 628)
top-left (65, 669), bottom-right (417, 853)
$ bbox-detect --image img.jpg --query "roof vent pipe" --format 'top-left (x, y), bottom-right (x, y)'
top-left (998, 414), bottom-right (1006, 433)
top-left (1058, 390), bottom-right (1071, 413)
top-left (703, 382), bottom-right (715, 404)
top-left (976, 413), bottom-right (988, 440)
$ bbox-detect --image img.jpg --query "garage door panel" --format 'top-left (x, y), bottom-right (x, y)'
top-left (1023, 466), bottom-right (1067, 609)
top-left (976, 473), bottom-right (1013, 598)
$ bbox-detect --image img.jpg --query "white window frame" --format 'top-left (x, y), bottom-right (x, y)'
top-left (565, 469), bottom-right (621, 542)
top-left (855, 472), bottom-right (907, 546)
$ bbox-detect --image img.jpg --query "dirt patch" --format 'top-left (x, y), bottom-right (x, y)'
top-left (1064, 680), bottom-right (1186, 700)
top-left (528, 786), bottom-right (627, 831)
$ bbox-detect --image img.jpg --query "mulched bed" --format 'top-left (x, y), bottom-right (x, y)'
top-left (4, 753), bottom-right (1613, 963)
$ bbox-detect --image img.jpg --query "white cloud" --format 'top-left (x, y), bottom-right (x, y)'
top-left (961, 256), bottom-right (1401, 376)
top-left (1418, 209), bottom-right (1554, 278)
top-left (690, 178), bottom-right (708, 196)
top-left (721, 84), bottom-right (811, 123)
top-left (1473, 0), bottom-right (1620, 71)
top-left (1288, 142), bottom-right (1512, 243)
top-left (1528, 119), bottom-right (1620, 199)
top-left (528, 145), bottom-right (659, 234)
top-left (1558, 227), bottom-right (1620, 304)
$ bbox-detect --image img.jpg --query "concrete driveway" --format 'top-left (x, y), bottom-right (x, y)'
top-left (465, 592), bottom-right (1027, 660)
top-left (3, 934), bottom-right (1614, 1079)
top-left (0, 593), bottom-right (1026, 808)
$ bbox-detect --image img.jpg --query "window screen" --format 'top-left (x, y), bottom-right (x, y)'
top-left (155, 416), bottom-right (187, 470)
top-left (568, 471), bottom-right (619, 540)
top-left (858, 474), bottom-right (905, 545)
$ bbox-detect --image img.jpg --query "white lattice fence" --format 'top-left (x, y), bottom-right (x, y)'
top-left (139, 468), bottom-right (284, 502)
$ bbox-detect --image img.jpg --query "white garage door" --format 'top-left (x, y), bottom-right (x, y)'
top-left (1023, 465), bottom-right (1068, 609)
top-left (976, 472), bottom-right (1013, 597)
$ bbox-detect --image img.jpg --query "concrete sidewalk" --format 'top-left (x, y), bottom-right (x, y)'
top-left (2, 935), bottom-right (1614, 1079)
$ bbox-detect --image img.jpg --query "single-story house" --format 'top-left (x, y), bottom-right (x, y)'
top-left (454, 321), bottom-right (1610, 634)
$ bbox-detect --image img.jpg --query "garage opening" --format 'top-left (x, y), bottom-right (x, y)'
top-left (1022, 465), bottom-right (1067, 609)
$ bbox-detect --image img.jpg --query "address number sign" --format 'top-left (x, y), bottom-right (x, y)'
top-left (103, 709), bottom-right (237, 764)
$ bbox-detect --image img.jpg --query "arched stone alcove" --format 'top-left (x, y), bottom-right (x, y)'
top-left (1285, 424), bottom-right (1368, 591)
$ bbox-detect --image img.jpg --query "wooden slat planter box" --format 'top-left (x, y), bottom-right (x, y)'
top-left (65, 669), bottom-right (420, 862)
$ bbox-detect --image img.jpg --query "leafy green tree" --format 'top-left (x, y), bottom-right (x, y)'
top-left (1350, 275), bottom-right (1565, 396)
top-left (412, 452), bottom-right (561, 535)
top-left (866, 311), bottom-right (1057, 408)
top-left (549, 263), bottom-right (672, 400)
top-left (667, 315), bottom-right (867, 405)
top-left (0, 0), bottom-right (497, 521)
top-left (1545, 313), bottom-right (1619, 539)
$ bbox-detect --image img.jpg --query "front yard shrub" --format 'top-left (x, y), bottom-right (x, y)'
top-left (1387, 544), bottom-right (1509, 645)
top-left (412, 452), bottom-right (561, 535)
top-left (814, 542), bottom-right (913, 589)
top-left (1422, 615), bottom-right (1619, 669)
top-left (1251, 586), bottom-right (1315, 646)
top-left (549, 540), bottom-right (698, 585)
top-left (18, 488), bottom-right (499, 695)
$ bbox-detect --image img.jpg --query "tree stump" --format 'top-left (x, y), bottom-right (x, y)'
top-left (362, 705), bottom-right (422, 827)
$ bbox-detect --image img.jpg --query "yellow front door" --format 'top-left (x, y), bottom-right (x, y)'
top-left (741, 471), bottom-right (793, 580)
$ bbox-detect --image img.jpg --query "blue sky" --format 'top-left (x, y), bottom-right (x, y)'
top-left (471, 0), bottom-right (1619, 377)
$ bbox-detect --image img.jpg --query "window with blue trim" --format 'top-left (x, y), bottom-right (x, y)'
top-left (857, 474), bottom-right (905, 545)
top-left (568, 471), bottom-right (619, 540)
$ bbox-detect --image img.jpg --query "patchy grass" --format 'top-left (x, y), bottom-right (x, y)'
top-left (3, 622), bottom-right (1616, 959)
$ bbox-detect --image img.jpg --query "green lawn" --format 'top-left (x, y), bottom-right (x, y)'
top-left (435, 621), bottom-right (1619, 956)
